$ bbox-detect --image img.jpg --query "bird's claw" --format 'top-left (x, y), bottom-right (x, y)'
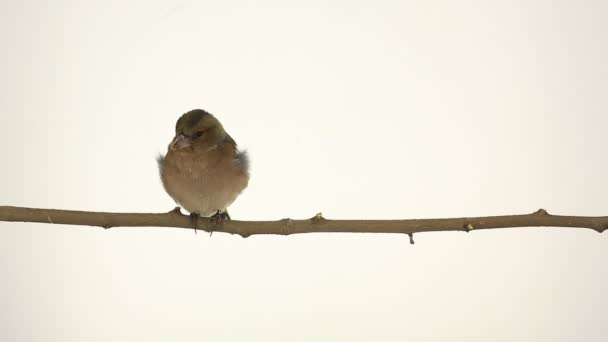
top-left (189, 212), bottom-right (200, 234)
top-left (210, 210), bottom-right (231, 224)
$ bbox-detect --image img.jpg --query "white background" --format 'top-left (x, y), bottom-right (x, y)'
top-left (1, 1), bottom-right (607, 341)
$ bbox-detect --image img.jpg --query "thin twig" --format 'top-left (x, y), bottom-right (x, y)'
top-left (1, 206), bottom-right (606, 239)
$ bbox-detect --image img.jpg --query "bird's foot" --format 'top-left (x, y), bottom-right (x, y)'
top-left (203, 210), bottom-right (230, 237)
top-left (189, 212), bottom-right (200, 234)
top-left (209, 210), bottom-right (230, 229)
top-left (210, 210), bottom-right (231, 223)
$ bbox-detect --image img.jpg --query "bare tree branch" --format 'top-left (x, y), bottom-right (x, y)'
top-left (1, 206), bottom-right (606, 241)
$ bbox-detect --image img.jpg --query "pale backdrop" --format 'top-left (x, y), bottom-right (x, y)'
top-left (1, 1), bottom-right (607, 341)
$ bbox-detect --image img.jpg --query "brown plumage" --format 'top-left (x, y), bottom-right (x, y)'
top-left (157, 109), bottom-right (249, 218)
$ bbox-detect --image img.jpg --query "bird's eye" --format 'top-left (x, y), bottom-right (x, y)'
top-left (193, 131), bottom-right (204, 139)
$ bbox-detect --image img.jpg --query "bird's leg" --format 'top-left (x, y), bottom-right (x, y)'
top-left (189, 212), bottom-right (200, 234)
top-left (206, 210), bottom-right (230, 236)
top-left (210, 209), bottom-right (231, 223)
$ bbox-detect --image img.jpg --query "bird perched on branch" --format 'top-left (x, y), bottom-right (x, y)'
top-left (157, 109), bottom-right (249, 224)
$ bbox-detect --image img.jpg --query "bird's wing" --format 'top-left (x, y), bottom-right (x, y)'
top-left (223, 133), bottom-right (249, 173)
top-left (156, 154), bottom-right (165, 173)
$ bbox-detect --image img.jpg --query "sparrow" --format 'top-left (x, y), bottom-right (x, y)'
top-left (157, 109), bottom-right (249, 223)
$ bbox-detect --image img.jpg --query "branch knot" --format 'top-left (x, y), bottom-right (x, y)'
top-left (311, 212), bottom-right (326, 222)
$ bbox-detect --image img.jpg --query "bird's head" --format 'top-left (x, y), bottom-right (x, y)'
top-left (169, 109), bottom-right (226, 150)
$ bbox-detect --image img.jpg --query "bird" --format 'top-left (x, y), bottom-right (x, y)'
top-left (157, 109), bottom-right (249, 226)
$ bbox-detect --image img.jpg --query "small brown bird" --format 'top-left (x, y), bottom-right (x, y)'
top-left (158, 109), bottom-right (249, 222)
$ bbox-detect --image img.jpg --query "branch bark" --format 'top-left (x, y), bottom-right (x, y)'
top-left (0, 206), bottom-right (606, 241)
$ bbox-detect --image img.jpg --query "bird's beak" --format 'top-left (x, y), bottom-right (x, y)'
top-left (170, 134), bottom-right (192, 150)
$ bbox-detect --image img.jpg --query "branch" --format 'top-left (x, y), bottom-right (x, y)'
top-left (0, 206), bottom-right (606, 242)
